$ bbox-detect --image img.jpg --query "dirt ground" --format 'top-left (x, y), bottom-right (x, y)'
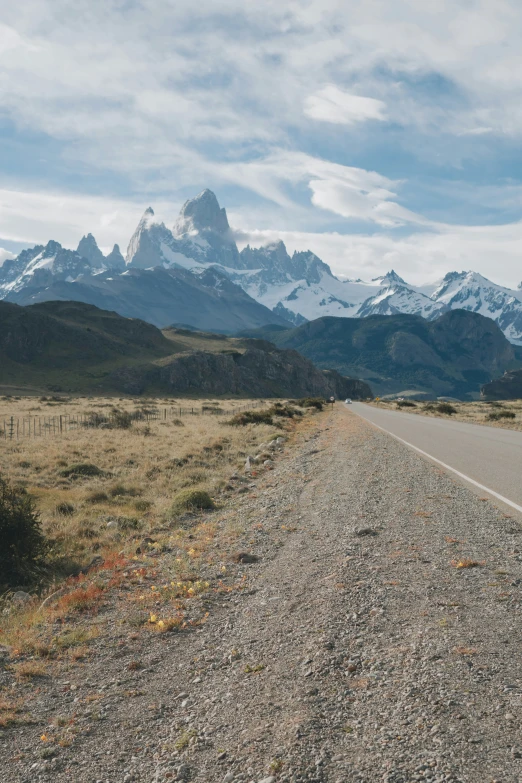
top-left (1, 404), bottom-right (521, 783)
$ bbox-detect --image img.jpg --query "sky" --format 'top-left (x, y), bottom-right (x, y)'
top-left (1, 0), bottom-right (522, 286)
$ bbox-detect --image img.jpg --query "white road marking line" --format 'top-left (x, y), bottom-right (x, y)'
top-left (352, 408), bottom-right (522, 515)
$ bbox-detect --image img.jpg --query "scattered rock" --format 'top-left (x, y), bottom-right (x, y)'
top-left (232, 552), bottom-right (260, 564)
top-left (136, 537), bottom-right (156, 554)
top-left (11, 591), bottom-right (32, 605)
top-left (353, 526), bottom-right (378, 537)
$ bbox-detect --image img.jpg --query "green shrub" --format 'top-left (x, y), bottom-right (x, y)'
top-left (55, 502), bottom-right (75, 516)
top-left (487, 410), bottom-right (516, 421)
top-left (108, 484), bottom-right (141, 498)
top-left (227, 410), bottom-right (274, 426)
top-left (59, 463), bottom-right (105, 478)
top-left (171, 489), bottom-right (215, 514)
top-left (297, 398), bottom-right (324, 410)
top-left (110, 410), bottom-right (133, 429)
top-left (134, 499), bottom-right (152, 512)
top-left (269, 404), bottom-right (302, 418)
top-left (116, 516), bottom-right (142, 531)
top-left (85, 490), bottom-right (109, 504)
top-left (83, 412), bottom-right (109, 428)
top-left (396, 400), bottom-right (416, 408)
top-left (436, 403), bottom-right (457, 415)
top-left (0, 474), bottom-right (48, 586)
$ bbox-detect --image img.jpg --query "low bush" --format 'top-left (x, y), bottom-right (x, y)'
top-left (269, 402), bottom-right (302, 418)
top-left (116, 516), bottom-right (142, 531)
top-left (55, 502), bottom-right (75, 516)
top-left (83, 412), bottom-right (109, 428)
top-left (0, 474), bottom-right (48, 587)
top-left (134, 499), bottom-right (152, 512)
top-left (487, 410), bottom-right (516, 421)
top-left (298, 398), bottom-right (324, 410)
top-left (59, 463), bottom-right (106, 478)
top-left (171, 489), bottom-right (215, 514)
top-left (108, 484), bottom-right (141, 498)
top-left (436, 403), bottom-right (457, 415)
top-left (228, 403), bottom-right (301, 426)
top-left (109, 410), bottom-right (133, 429)
top-left (396, 400), bottom-right (416, 408)
top-left (227, 409), bottom-right (275, 426)
top-left (85, 490), bottom-right (109, 504)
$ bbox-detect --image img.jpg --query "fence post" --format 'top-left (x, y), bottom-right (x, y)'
top-left (9, 416), bottom-right (14, 440)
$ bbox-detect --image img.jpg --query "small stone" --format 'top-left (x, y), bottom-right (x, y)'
top-left (353, 527), bottom-right (377, 537)
top-left (223, 774), bottom-right (234, 783)
top-left (259, 778), bottom-right (275, 783)
top-left (263, 460), bottom-right (274, 468)
top-left (11, 591), bottom-right (32, 605)
top-left (232, 552), bottom-right (259, 564)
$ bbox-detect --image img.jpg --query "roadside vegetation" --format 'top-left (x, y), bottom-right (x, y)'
top-left (0, 394), bottom-right (320, 706)
top-left (370, 397), bottom-right (522, 431)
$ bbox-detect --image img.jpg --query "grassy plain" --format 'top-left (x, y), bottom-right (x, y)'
top-left (0, 395), bottom-right (279, 579)
top-left (370, 397), bottom-right (522, 432)
top-left (0, 395), bottom-right (318, 703)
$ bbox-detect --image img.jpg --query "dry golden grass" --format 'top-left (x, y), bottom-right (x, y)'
top-left (0, 395), bottom-right (314, 663)
top-left (370, 398), bottom-right (522, 431)
top-left (0, 690), bottom-right (32, 727)
top-left (0, 396), bottom-right (277, 576)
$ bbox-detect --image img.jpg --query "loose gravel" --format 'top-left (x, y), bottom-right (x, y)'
top-left (1, 408), bottom-right (521, 783)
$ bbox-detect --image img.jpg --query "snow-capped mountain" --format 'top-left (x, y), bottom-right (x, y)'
top-left (0, 241), bottom-right (94, 296)
top-left (428, 271), bottom-right (522, 345)
top-left (0, 236), bottom-right (128, 299)
top-left (3, 188), bottom-right (522, 343)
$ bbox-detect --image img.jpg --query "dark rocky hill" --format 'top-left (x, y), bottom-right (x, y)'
top-left (0, 300), bottom-right (371, 399)
top-left (481, 369), bottom-right (522, 400)
top-left (240, 310), bottom-right (518, 399)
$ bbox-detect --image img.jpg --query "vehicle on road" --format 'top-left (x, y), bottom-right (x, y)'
top-left (345, 398), bottom-right (352, 404)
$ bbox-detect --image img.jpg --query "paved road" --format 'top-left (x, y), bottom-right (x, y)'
top-left (348, 402), bottom-right (522, 512)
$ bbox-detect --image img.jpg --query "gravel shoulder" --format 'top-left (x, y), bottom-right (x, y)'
top-left (2, 406), bottom-right (522, 783)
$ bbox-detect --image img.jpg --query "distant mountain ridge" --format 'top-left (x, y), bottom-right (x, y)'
top-left (2, 189), bottom-right (522, 342)
top-left (241, 310), bottom-right (519, 399)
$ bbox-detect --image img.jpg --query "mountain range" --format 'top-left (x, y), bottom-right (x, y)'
top-left (2, 189), bottom-right (522, 342)
top-left (242, 310), bottom-right (519, 399)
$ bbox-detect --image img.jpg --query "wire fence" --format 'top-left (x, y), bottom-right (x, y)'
top-left (0, 402), bottom-right (263, 441)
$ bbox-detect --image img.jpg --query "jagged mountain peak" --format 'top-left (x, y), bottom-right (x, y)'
top-left (77, 233), bottom-right (104, 267)
top-left (44, 240), bottom-right (62, 255)
top-left (174, 189), bottom-right (230, 237)
top-left (105, 243), bottom-right (125, 271)
top-left (372, 269), bottom-right (407, 286)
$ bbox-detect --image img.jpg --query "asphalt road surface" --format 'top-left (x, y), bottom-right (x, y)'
top-left (348, 402), bottom-right (522, 513)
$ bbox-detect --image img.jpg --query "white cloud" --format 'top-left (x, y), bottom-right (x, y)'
top-left (0, 187), bottom-right (175, 250)
top-left (304, 85), bottom-right (386, 125)
top-left (235, 220), bottom-right (522, 289)
top-left (216, 150), bottom-right (426, 227)
top-left (3, 0), bottom-right (522, 182)
top-left (0, 247), bottom-right (14, 266)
